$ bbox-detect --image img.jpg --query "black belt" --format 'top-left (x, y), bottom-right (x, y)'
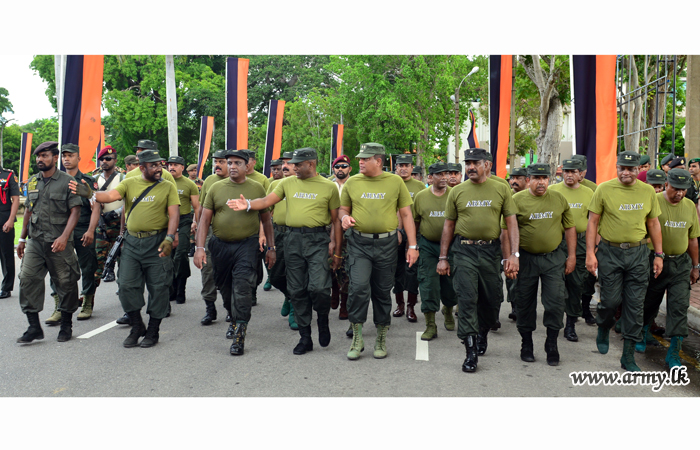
top-left (274, 224), bottom-right (289, 232)
top-left (351, 228), bottom-right (397, 239)
top-left (600, 238), bottom-right (646, 249)
top-left (181, 212), bottom-right (193, 219)
top-left (522, 248), bottom-right (558, 257)
top-left (128, 229), bottom-right (164, 239)
top-left (459, 237), bottom-right (496, 245)
top-left (288, 226), bottom-right (326, 233)
top-left (577, 231), bottom-right (586, 239)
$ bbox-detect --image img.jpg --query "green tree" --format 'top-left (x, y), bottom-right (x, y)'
top-left (1, 87), bottom-right (15, 167)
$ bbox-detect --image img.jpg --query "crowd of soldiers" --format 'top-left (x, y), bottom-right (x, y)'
top-left (7, 138), bottom-right (698, 374)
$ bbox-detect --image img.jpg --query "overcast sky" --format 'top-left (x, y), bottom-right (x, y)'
top-left (1, 55), bottom-right (57, 125)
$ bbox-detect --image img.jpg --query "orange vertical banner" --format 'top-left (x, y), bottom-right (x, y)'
top-left (78, 55), bottom-right (103, 174)
top-left (595, 55), bottom-right (618, 184)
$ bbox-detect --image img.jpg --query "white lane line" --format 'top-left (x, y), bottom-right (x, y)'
top-left (77, 321), bottom-right (119, 339)
top-left (416, 332), bottom-right (429, 361)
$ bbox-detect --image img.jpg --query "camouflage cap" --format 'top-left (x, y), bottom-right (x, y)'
top-left (281, 151), bottom-right (294, 160)
top-left (527, 163), bottom-right (551, 177)
top-left (289, 148), bottom-right (318, 164)
top-left (646, 169), bottom-right (667, 185)
top-left (138, 149), bottom-right (165, 163)
top-left (669, 157), bottom-right (686, 169)
top-left (356, 143), bottom-right (386, 158)
top-left (639, 154), bottom-right (651, 166)
top-left (270, 159), bottom-right (284, 166)
top-left (225, 149), bottom-right (249, 163)
top-left (660, 153), bottom-right (675, 167)
top-left (186, 164), bottom-right (198, 172)
top-left (34, 141), bottom-right (59, 155)
top-left (617, 151), bottom-right (641, 167)
top-left (571, 154), bottom-right (588, 170)
top-left (167, 155), bottom-right (186, 166)
top-left (429, 162), bottom-right (449, 174)
top-left (447, 163), bottom-right (462, 173)
top-left (561, 159), bottom-right (583, 171)
top-left (463, 148), bottom-right (490, 161)
top-left (212, 149), bottom-right (228, 159)
top-left (667, 168), bottom-right (693, 189)
top-left (61, 143), bottom-right (79, 154)
top-left (412, 166), bottom-right (423, 175)
top-left (509, 167), bottom-right (528, 177)
top-left (124, 155), bottom-right (139, 165)
top-left (134, 139), bottom-right (157, 150)
top-left (395, 154), bottom-right (414, 165)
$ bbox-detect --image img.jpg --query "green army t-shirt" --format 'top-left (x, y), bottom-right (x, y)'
top-left (506, 189), bottom-right (575, 254)
top-left (403, 177), bottom-right (427, 200)
top-left (203, 178), bottom-right (268, 242)
top-left (173, 175), bottom-right (199, 216)
top-left (548, 182), bottom-right (594, 233)
top-left (445, 177), bottom-right (516, 241)
top-left (268, 178), bottom-right (287, 226)
top-left (115, 177), bottom-right (180, 233)
top-left (588, 178), bottom-right (660, 243)
top-left (247, 170), bottom-right (271, 192)
top-left (272, 174), bottom-right (340, 228)
top-left (580, 178), bottom-right (597, 192)
top-left (413, 186), bottom-right (451, 242)
top-left (340, 172), bottom-right (413, 234)
top-left (646, 193), bottom-right (700, 255)
top-left (125, 166), bottom-right (176, 184)
top-left (199, 173), bottom-right (227, 209)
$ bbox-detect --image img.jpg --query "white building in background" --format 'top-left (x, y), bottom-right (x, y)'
top-left (447, 102), bottom-right (575, 171)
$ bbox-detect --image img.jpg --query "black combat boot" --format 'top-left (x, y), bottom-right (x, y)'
top-left (175, 277), bottom-right (187, 304)
top-left (564, 315), bottom-right (578, 342)
top-left (230, 322), bottom-right (247, 355)
top-left (581, 295), bottom-right (596, 325)
top-left (17, 312), bottom-right (44, 343)
top-left (123, 310), bottom-right (146, 348)
top-left (116, 312), bottom-right (131, 325)
top-left (520, 331), bottom-right (535, 362)
top-left (140, 317), bottom-right (162, 348)
top-left (293, 325), bottom-right (314, 355)
top-left (462, 336), bottom-right (478, 372)
top-left (201, 301), bottom-right (217, 325)
top-left (477, 327), bottom-right (489, 355)
top-left (545, 328), bottom-right (560, 366)
top-left (57, 312), bottom-right (73, 342)
top-left (317, 314), bottom-right (331, 347)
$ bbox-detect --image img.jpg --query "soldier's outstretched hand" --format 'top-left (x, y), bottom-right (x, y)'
top-left (227, 195), bottom-right (248, 211)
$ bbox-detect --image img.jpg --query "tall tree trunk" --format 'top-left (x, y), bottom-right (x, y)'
top-left (536, 95), bottom-right (563, 177)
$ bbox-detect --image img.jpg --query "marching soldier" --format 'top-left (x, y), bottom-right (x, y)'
top-left (446, 163), bottom-right (462, 188)
top-left (0, 162), bottom-right (20, 299)
top-left (647, 169), bottom-right (667, 193)
top-left (230, 148), bottom-right (341, 355)
top-left (187, 163), bottom-right (204, 189)
top-left (586, 151), bottom-right (663, 372)
top-left (16, 141), bottom-right (82, 343)
top-left (195, 150), bottom-right (275, 356)
top-left (502, 163), bottom-right (576, 366)
top-left (638, 154), bottom-right (651, 172)
top-left (124, 154), bottom-right (140, 173)
top-left (340, 143), bottom-right (418, 360)
top-left (413, 162), bottom-right (457, 339)
top-left (438, 148), bottom-right (519, 373)
top-left (393, 154), bottom-right (426, 322)
top-left (78, 149), bottom-right (180, 348)
top-left (638, 169), bottom-right (700, 368)
top-left (167, 156), bottom-right (201, 304)
top-left (503, 167), bottom-right (529, 321)
top-left (548, 159), bottom-right (594, 342)
top-left (411, 166), bottom-right (424, 183)
top-left (331, 155), bottom-right (352, 322)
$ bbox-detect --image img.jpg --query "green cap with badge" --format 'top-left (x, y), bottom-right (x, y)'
top-left (134, 139), bottom-right (157, 151)
top-left (270, 159), bottom-right (283, 166)
top-left (225, 149), bottom-right (250, 163)
top-left (617, 151), bottom-right (641, 167)
top-left (527, 163), bottom-right (551, 176)
top-left (396, 154), bottom-right (414, 165)
top-left (356, 143), bottom-right (386, 158)
top-left (138, 149), bottom-right (165, 163)
top-left (447, 163), bottom-right (462, 173)
top-left (561, 159), bottom-right (583, 171)
top-left (124, 155), bottom-right (139, 165)
top-left (61, 143), bottom-right (79, 153)
top-left (571, 154), bottom-right (587, 170)
top-left (660, 154), bottom-right (674, 167)
top-left (463, 148), bottom-right (491, 161)
top-left (639, 154), bottom-right (650, 165)
top-left (667, 168), bottom-right (693, 189)
top-left (412, 166), bottom-right (423, 175)
top-left (212, 149), bottom-right (228, 159)
top-left (167, 155), bottom-right (186, 166)
top-left (240, 149), bottom-right (257, 160)
top-left (281, 151), bottom-right (294, 160)
top-left (646, 169), bottom-right (666, 184)
top-left (289, 148), bottom-right (318, 164)
top-left (429, 162), bottom-right (449, 174)
top-left (509, 167), bottom-right (528, 177)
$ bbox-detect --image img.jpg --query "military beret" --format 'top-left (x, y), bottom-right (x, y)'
top-left (509, 167), bottom-right (528, 177)
top-left (447, 163), bottom-right (462, 173)
top-left (429, 162), bottom-right (449, 174)
top-left (617, 151), bottom-right (641, 167)
top-left (34, 141), bottom-right (59, 155)
top-left (646, 169), bottom-right (667, 185)
top-left (527, 163), bottom-right (551, 176)
top-left (186, 164), bottom-right (198, 172)
top-left (639, 154), bottom-right (651, 165)
top-left (270, 159), bottom-right (284, 166)
top-left (138, 149), bottom-right (165, 163)
top-left (669, 157), bottom-right (686, 169)
top-left (660, 154), bottom-right (674, 166)
top-left (167, 156), bottom-right (186, 166)
top-left (289, 148), bottom-right (318, 164)
top-left (225, 149), bottom-right (249, 163)
top-left (124, 155), bottom-right (139, 165)
top-left (463, 148), bottom-right (490, 161)
top-left (356, 143), bottom-right (386, 158)
top-left (667, 168), bottom-right (693, 189)
top-left (61, 143), bottom-right (79, 154)
top-left (396, 154), bottom-right (414, 165)
top-left (689, 158), bottom-right (700, 166)
top-left (332, 155), bottom-right (350, 166)
top-left (561, 159), bottom-right (583, 171)
top-left (134, 139), bottom-right (157, 150)
top-left (212, 149), bottom-right (228, 159)
top-left (97, 146), bottom-right (116, 160)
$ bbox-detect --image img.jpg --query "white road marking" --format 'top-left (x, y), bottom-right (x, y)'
top-left (77, 321), bottom-right (119, 339)
top-left (416, 332), bottom-right (429, 361)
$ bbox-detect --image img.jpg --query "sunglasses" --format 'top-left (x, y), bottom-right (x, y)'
top-left (334, 164), bottom-right (349, 169)
top-left (99, 157), bottom-right (116, 162)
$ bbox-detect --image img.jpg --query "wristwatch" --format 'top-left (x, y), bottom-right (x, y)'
top-left (694, 264), bottom-right (700, 270)
top-left (654, 252), bottom-right (665, 259)
top-left (408, 245), bottom-right (419, 250)
top-left (511, 252), bottom-right (520, 258)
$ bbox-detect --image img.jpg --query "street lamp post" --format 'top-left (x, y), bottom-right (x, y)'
top-left (452, 66), bottom-right (479, 163)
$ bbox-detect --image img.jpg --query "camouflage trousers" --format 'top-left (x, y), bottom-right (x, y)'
top-left (94, 217), bottom-right (122, 288)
